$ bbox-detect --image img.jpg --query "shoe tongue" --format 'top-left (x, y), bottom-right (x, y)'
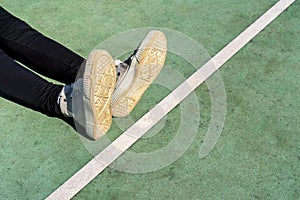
top-left (115, 61), bottom-right (129, 82)
top-left (116, 61), bottom-right (128, 71)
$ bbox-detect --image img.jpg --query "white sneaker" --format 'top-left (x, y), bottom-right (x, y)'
top-left (82, 50), bottom-right (116, 139)
top-left (60, 50), bottom-right (117, 140)
top-left (111, 30), bottom-right (167, 117)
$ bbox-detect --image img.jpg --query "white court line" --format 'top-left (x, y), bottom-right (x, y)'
top-left (46, 0), bottom-right (295, 199)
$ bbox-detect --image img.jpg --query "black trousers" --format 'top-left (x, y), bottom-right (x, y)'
top-left (0, 6), bottom-right (84, 118)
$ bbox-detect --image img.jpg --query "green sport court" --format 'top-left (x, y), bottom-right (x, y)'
top-left (0, 0), bottom-right (299, 199)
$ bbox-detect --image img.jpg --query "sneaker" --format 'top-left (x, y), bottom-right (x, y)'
top-left (83, 50), bottom-right (116, 139)
top-left (111, 30), bottom-right (167, 117)
top-left (59, 50), bottom-right (116, 140)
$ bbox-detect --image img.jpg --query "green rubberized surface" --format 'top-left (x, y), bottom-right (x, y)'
top-left (0, 0), bottom-right (299, 199)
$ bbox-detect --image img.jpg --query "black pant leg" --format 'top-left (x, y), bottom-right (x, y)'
top-left (0, 6), bottom-right (84, 84)
top-left (0, 49), bottom-right (64, 117)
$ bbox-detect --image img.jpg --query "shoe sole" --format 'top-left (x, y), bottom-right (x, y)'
top-left (111, 30), bottom-right (167, 117)
top-left (83, 50), bottom-right (116, 140)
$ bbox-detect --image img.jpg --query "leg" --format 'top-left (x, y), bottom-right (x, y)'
top-left (0, 6), bottom-right (84, 84)
top-left (0, 49), bottom-right (64, 117)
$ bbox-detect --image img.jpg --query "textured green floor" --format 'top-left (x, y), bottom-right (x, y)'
top-left (1, 0), bottom-right (300, 199)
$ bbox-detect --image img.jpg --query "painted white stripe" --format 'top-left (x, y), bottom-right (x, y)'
top-left (46, 0), bottom-right (295, 199)
top-left (198, 0), bottom-right (296, 157)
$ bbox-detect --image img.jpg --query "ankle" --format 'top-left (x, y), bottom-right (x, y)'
top-left (58, 84), bottom-right (73, 117)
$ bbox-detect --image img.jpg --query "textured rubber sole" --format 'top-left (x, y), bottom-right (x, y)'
top-left (111, 30), bottom-right (167, 117)
top-left (83, 50), bottom-right (116, 140)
